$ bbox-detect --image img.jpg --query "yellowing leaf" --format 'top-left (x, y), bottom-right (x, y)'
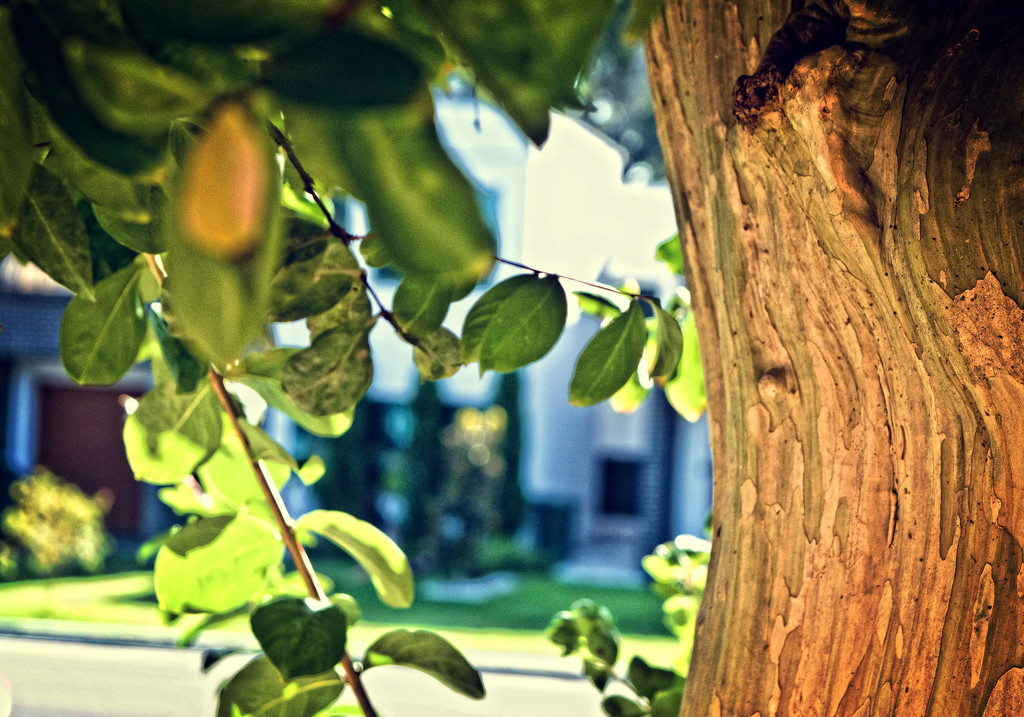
top-left (180, 103), bottom-right (269, 259)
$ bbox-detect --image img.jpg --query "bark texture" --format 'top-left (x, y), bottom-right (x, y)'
top-left (645, 2), bottom-right (1024, 715)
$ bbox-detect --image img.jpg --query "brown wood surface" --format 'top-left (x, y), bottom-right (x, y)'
top-left (646, 2), bottom-right (1024, 714)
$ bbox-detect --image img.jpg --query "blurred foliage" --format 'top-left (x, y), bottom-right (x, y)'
top-left (545, 534), bottom-right (708, 716)
top-left (0, 467), bottom-right (112, 578)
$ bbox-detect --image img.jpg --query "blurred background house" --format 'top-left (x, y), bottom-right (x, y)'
top-left (0, 69), bottom-right (712, 588)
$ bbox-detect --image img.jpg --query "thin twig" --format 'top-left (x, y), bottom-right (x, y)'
top-left (267, 123), bottom-right (359, 245)
top-left (207, 370), bottom-right (379, 717)
top-left (494, 256), bottom-right (656, 301)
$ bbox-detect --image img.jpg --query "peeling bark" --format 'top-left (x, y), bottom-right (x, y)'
top-left (646, 1), bottom-right (1024, 715)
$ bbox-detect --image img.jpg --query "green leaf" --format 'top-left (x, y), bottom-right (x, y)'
top-left (654, 233), bottom-right (683, 275)
top-left (306, 280), bottom-right (374, 340)
top-left (155, 513), bottom-right (283, 614)
top-left (281, 321), bottom-right (375, 416)
top-left (392, 274), bottom-right (457, 339)
top-left (647, 300), bottom-right (683, 380)
top-left (125, 0), bottom-right (327, 43)
top-left (650, 688), bottom-right (685, 717)
top-left (240, 351), bottom-right (354, 437)
top-left (586, 622), bottom-right (620, 667)
top-left (15, 164), bottom-right (94, 298)
top-left (569, 301), bottom-right (647, 406)
top-left (584, 657), bottom-right (611, 692)
top-left (624, 0), bottom-right (670, 43)
top-left (297, 455), bottom-right (326, 486)
top-left (412, 327), bottom-right (462, 382)
top-left (165, 515), bottom-right (234, 556)
top-left (123, 380), bottom-right (222, 484)
top-left (251, 597), bottom-right (348, 681)
top-left (148, 307), bottom-right (205, 393)
top-left (59, 260), bottom-right (147, 385)
top-left (195, 424), bottom-right (292, 518)
top-left (0, 10), bottom-right (34, 233)
top-left (364, 629), bottom-right (485, 700)
top-left (574, 291), bottom-right (625, 320)
top-left (545, 611), bottom-right (581, 656)
top-left (627, 656), bottom-right (684, 701)
top-left (282, 97), bottom-right (494, 280)
top-left (269, 239), bottom-right (361, 322)
top-left (12, 3), bottom-right (167, 175)
top-left (609, 371), bottom-right (649, 414)
top-left (413, 0), bottom-right (615, 144)
top-left (601, 695), bottom-right (647, 717)
top-left (163, 102), bottom-right (283, 365)
top-left (462, 274), bottom-right (566, 373)
top-left (64, 38), bottom-right (211, 137)
top-left (296, 509), bottom-right (413, 609)
top-left (664, 312), bottom-right (706, 422)
top-left (357, 235), bottom-right (392, 269)
top-left (216, 655), bottom-right (344, 717)
top-left (265, 29), bottom-right (423, 108)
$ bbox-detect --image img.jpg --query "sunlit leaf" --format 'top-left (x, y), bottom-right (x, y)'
top-left (297, 509), bottom-right (413, 608)
top-left (165, 515), bottom-right (233, 556)
top-left (264, 29), bottom-right (423, 108)
top-left (412, 327), bottom-right (462, 382)
top-left (195, 423), bottom-right (291, 518)
top-left (569, 301), bottom-right (647, 406)
top-left (59, 260), bottom-right (147, 385)
top-left (155, 513), bottom-right (282, 614)
top-left (609, 371), bottom-right (649, 414)
top-left (15, 164), bottom-right (94, 298)
top-left (412, 0), bottom-right (615, 144)
top-left (462, 274), bottom-right (566, 373)
top-left (297, 455), bottom-right (326, 486)
top-left (364, 629), bottom-right (485, 700)
top-left (654, 233), bottom-right (683, 275)
top-left (647, 299), bottom-right (683, 380)
top-left (251, 597), bottom-right (348, 681)
top-left (216, 655), bottom-right (343, 717)
top-left (664, 312), bottom-right (706, 421)
top-left (123, 380), bottom-right (222, 484)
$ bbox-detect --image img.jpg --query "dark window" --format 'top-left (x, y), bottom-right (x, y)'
top-left (600, 459), bottom-right (642, 516)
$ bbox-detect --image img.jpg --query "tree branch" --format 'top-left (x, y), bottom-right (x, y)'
top-left (207, 369), bottom-right (378, 717)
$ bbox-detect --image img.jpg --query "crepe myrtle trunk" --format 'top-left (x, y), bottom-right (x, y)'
top-left (646, 1), bottom-right (1024, 715)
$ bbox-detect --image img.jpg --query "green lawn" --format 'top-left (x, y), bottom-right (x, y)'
top-left (0, 569), bottom-right (679, 666)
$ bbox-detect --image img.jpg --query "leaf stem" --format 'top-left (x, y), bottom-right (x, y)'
top-left (207, 369), bottom-right (378, 717)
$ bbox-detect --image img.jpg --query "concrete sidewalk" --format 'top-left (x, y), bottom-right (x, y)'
top-left (0, 632), bottom-right (616, 716)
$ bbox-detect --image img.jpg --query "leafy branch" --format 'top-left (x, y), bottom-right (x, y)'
top-left (207, 369), bottom-right (379, 717)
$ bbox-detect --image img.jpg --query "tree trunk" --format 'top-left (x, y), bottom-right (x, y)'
top-left (646, 2), bottom-right (1024, 715)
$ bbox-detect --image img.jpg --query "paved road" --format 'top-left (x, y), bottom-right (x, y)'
top-left (0, 633), bottom-right (614, 716)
